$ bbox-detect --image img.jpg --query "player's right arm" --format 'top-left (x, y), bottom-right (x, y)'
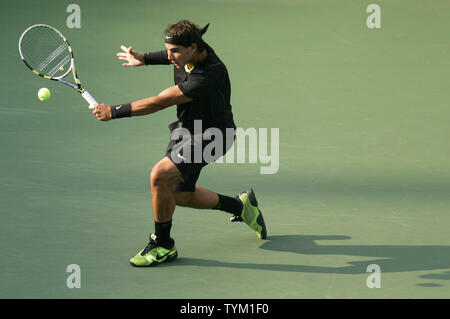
top-left (117, 45), bottom-right (170, 66)
top-left (116, 45), bottom-right (145, 66)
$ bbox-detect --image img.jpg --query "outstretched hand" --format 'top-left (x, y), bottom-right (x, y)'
top-left (116, 45), bottom-right (144, 67)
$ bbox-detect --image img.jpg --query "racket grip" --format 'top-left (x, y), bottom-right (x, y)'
top-left (81, 90), bottom-right (98, 109)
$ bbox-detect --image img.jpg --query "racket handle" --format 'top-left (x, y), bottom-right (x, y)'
top-left (81, 89), bottom-right (98, 109)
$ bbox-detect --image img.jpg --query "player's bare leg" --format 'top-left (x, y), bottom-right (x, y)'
top-left (129, 157), bottom-right (180, 267)
top-left (175, 186), bottom-right (267, 240)
top-left (174, 186), bottom-right (219, 209)
top-left (150, 157), bottom-right (182, 222)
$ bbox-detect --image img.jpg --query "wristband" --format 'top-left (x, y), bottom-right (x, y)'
top-left (144, 51), bottom-right (170, 65)
top-left (110, 103), bottom-right (132, 119)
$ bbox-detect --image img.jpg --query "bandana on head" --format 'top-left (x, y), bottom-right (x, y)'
top-left (165, 23), bottom-right (210, 46)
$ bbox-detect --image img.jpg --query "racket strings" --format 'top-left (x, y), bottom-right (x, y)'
top-left (48, 55), bottom-right (71, 76)
top-left (37, 42), bottom-right (67, 72)
top-left (20, 26), bottom-right (72, 78)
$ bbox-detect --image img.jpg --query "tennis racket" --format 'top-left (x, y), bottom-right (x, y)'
top-left (18, 24), bottom-right (98, 109)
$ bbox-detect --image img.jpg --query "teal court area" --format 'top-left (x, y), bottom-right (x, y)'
top-left (1, 0), bottom-right (449, 298)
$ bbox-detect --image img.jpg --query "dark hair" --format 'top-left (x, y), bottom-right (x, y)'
top-left (164, 20), bottom-right (208, 52)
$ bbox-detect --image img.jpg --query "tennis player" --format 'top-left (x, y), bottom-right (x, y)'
top-left (92, 20), bottom-right (267, 267)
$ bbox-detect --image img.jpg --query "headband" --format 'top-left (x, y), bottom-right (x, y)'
top-left (165, 23), bottom-right (210, 46)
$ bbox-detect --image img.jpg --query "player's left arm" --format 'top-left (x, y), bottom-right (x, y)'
top-left (92, 85), bottom-right (192, 121)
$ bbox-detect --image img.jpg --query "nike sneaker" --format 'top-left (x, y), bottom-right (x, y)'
top-left (130, 234), bottom-right (178, 267)
top-left (231, 188), bottom-right (267, 239)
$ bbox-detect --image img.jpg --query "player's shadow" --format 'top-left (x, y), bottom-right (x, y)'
top-left (177, 235), bottom-right (450, 277)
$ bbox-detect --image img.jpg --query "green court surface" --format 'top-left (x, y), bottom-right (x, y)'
top-left (1, 0), bottom-right (449, 299)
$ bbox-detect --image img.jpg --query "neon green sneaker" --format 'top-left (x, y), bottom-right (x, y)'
top-left (130, 234), bottom-right (178, 267)
top-left (231, 188), bottom-right (267, 239)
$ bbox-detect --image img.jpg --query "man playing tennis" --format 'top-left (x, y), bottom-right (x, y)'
top-left (92, 20), bottom-right (267, 267)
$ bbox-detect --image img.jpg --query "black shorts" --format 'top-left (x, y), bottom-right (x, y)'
top-left (165, 121), bottom-right (235, 192)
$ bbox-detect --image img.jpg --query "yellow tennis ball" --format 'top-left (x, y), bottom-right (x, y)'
top-left (38, 88), bottom-right (51, 101)
top-left (59, 66), bottom-right (64, 72)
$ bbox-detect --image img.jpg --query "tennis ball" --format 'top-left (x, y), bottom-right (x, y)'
top-left (38, 88), bottom-right (51, 101)
top-left (59, 66), bottom-right (64, 72)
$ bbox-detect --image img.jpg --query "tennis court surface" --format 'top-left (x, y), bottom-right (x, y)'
top-left (1, 0), bottom-right (449, 298)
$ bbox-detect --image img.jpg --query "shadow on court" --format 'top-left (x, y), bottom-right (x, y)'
top-left (419, 271), bottom-right (450, 281)
top-left (175, 235), bottom-right (450, 278)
